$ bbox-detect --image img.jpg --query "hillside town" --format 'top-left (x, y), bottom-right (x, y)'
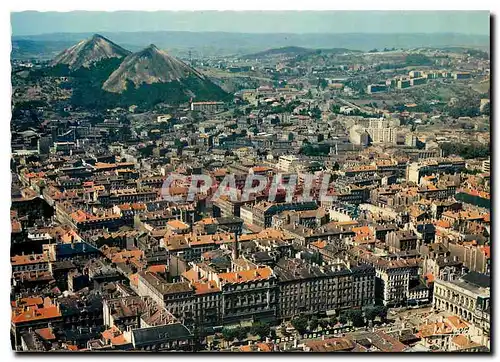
top-left (10, 29), bottom-right (491, 353)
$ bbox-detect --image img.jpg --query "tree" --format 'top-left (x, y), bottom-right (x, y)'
top-left (174, 138), bottom-right (188, 149)
top-left (376, 305), bottom-right (388, 322)
top-left (363, 306), bottom-right (378, 321)
top-left (309, 316), bottom-right (319, 331)
top-left (307, 161), bottom-right (324, 173)
top-left (235, 327), bottom-right (249, 341)
top-left (405, 54), bottom-right (433, 66)
top-left (251, 322), bottom-right (271, 339)
top-left (481, 102), bottom-right (490, 116)
top-left (310, 106), bottom-right (322, 120)
top-left (318, 78), bottom-right (328, 90)
top-left (300, 144), bottom-right (330, 157)
top-left (347, 310), bottom-right (365, 327)
top-left (222, 328), bottom-right (236, 342)
top-left (329, 316), bottom-right (338, 326)
top-left (291, 315), bottom-right (309, 334)
top-left (446, 96), bottom-right (481, 118)
top-left (138, 144), bottom-right (155, 157)
top-left (440, 142), bottom-right (490, 159)
top-left (338, 314), bottom-right (348, 325)
top-left (363, 305), bottom-right (388, 323)
top-left (319, 319), bottom-right (329, 329)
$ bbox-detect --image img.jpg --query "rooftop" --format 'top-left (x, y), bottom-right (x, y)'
top-left (218, 266), bottom-right (273, 284)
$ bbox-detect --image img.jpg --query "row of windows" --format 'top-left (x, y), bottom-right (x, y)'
top-left (139, 340), bottom-right (189, 351)
top-left (198, 295), bottom-right (219, 302)
top-left (197, 302), bottom-right (218, 309)
top-left (12, 264), bottom-right (48, 272)
top-left (434, 286), bottom-right (475, 309)
top-left (283, 283), bottom-right (355, 292)
top-left (388, 281), bottom-right (408, 287)
top-left (225, 306), bottom-right (271, 315)
top-left (228, 282), bottom-right (270, 290)
top-left (387, 273), bottom-right (410, 281)
top-left (229, 298), bottom-right (268, 305)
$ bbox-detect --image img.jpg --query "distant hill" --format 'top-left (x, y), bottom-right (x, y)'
top-left (12, 31), bottom-right (490, 57)
top-left (243, 46), bottom-right (315, 58)
top-left (318, 48), bottom-right (363, 54)
top-left (103, 44), bottom-right (204, 93)
top-left (28, 37), bottom-right (228, 110)
top-left (243, 46), bottom-right (361, 59)
top-left (51, 34), bottom-right (131, 70)
top-left (100, 43), bottom-right (228, 106)
top-left (11, 39), bottom-right (75, 60)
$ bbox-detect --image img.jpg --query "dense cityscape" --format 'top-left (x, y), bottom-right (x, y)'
top-left (10, 14), bottom-right (491, 352)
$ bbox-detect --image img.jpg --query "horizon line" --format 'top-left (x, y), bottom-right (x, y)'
top-left (12, 30), bottom-right (491, 38)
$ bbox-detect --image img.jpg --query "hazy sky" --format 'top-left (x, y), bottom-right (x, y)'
top-left (11, 11), bottom-right (490, 36)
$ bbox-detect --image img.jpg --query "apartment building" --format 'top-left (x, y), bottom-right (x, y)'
top-left (137, 271), bottom-right (195, 324)
top-left (215, 266), bottom-right (277, 325)
top-left (407, 159), bottom-right (466, 184)
top-left (433, 271), bottom-right (490, 334)
top-left (482, 158), bottom-right (490, 173)
top-left (374, 258), bottom-right (420, 306)
top-left (241, 201), bottom-right (318, 228)
top-left (277, 155), bottom-right (300, 172)
top-left (274, 259), bottom-right (375, 319)
top-left (190, 101), bottom-right (225, 113)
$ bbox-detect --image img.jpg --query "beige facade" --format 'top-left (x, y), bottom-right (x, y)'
top-left (433, 277), bottom-right (490, 334)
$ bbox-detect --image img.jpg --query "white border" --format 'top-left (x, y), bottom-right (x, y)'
top-left (2, 2), bottom-right (497, 361)
top-left (5, 2), bottom-right (499, 11)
